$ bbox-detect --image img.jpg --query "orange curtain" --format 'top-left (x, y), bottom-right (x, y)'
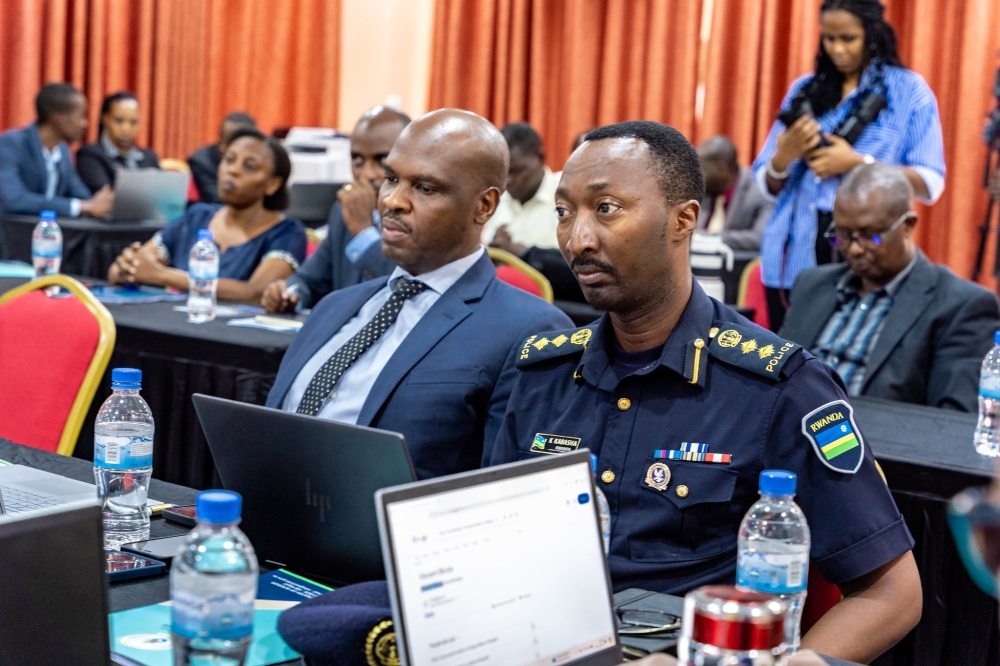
top-left (428, 0), bottom-right (1000, 285)
top-left (0, 0), bottom-right (340, 161)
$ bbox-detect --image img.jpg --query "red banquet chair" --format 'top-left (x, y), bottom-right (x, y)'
top-left (737, 257), bottom-right (770, 330)
top-left (0, 275), bottom-right (116, 455)
top-left (488, 247), bottom-right (554, 302)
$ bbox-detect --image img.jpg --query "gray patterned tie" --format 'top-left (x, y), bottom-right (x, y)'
top-left (295, 277), bottom-right (429, 416)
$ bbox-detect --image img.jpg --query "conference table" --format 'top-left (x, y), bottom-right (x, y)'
top-left (0, 214), bottom-right (164, 279)
top-left (0, 438), bottom-right (862, 666)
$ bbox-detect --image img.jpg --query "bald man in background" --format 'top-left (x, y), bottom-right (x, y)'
top-left (263, 107), bottom-right (409, 312)
top-left (781, 163), bottom-right (1000, 411)
top-left (266, 109), bottom-right (572, 479)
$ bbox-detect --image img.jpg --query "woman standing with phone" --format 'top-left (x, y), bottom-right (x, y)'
top-left (752, 0), bottom-right (945, 331)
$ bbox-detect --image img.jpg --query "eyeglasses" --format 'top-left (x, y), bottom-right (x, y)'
top-left (948, 486), bottom-right (1000, 597)
top-left (823, 211), bottom-right (915, 250)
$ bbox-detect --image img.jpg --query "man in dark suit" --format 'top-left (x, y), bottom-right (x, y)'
top-left (0, 83), bottom-right (114, 218)
top-left (187, 111), bottom-right (256, 203)
top-left (781, 163), bottom-right (1000, 412)
top-left (261, 107), bottom-right (408, 312)
top-left (266, 109), bottom-right (573, 479)
top-left (695, 135), bottom-right (773, 251)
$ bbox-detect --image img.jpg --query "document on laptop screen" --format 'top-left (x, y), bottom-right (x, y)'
top-left (386, 462), bottom-right (616, 666)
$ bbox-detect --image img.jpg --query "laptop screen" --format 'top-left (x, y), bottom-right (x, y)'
top-left (383, 459), bottom-right (617, 666)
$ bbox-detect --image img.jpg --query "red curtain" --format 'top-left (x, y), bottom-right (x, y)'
top-left (0, 0), bottom-right (340, 161)
top-left (428, 0), bottom-right (1000, 285)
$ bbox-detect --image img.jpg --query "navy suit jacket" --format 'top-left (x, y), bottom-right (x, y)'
top-left (266, 252), bottom-right (574, 479)
top-left (0, 124), bottom-right (92, 217)
top-left (285, 202), bottom-right (395, 309)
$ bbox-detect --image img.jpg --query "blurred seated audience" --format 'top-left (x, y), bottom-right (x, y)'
top-left (76, 91), bottom-right (159, 193)
top-left (482, 122), bottom-right (559, 255)
top-left (266, 109), bottom-right (571, 480)
top-left (696, 135), bottom-right (773, 251)
top-left (108, 128), bottom-right (305, 304)
top-left (781, 163), bottom-right (1000, 411)
top-left (261, 106), bottom-right (407, 313)
top-left (0, 82), bottom-right (113, 218)
top-left (187, 111), bottom-right (256, 203)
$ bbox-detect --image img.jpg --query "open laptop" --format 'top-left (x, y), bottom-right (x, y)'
top-left (193, 394), bottom-right (417, 585)
top-left (0, 464), bottom-right (99, 514)
top-left (111, 170), bottom-right (189, 222)
top-left (0, 499), bottom-right (110, 665)
top-left (376, 449), bottom-right (622, 666)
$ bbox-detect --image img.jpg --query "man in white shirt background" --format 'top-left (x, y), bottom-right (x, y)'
top-left (483, 121), bottom-right (560, 256)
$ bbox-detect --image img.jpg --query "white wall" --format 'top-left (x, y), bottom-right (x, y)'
top-left (337, 0), bottom-right (436, 131)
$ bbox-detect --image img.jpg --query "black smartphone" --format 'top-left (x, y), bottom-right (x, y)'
top-left (122, 534), bottom-right (190, 564)
top-left (162, 504), bottom-right (197, 527)
top-left (106, 551), bottom-right (166, 582)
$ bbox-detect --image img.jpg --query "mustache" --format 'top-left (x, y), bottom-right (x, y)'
top-left (570, 255), bottom-right (617, 277)
top-left (380, 211), bottom-right (410, 231)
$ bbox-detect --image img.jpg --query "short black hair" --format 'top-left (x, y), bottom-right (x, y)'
top-left (585, 121), bottom-right (705, 204)
top-left (36, 83), bottom-right (83, 124)
top-left (98, 91), bottom-right (139, 136)
top-left (501, 122), bottom-right (543, 155)
top-left (224, 127), bottom-right (292, 211)
top-left (223, 111), bottom-right (256, 127)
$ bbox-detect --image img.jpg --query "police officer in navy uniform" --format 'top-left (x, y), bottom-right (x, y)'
top-left (489, 121), bottom-right (921, 663)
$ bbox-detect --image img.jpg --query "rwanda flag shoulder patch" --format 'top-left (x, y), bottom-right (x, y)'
top-left (801, 400), bottom-right (864, 474)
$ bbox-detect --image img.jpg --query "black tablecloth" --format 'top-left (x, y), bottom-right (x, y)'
top-left (854, 397), bottom-right (999, 666)
top-left (1, 214), bottom-right (164, 279)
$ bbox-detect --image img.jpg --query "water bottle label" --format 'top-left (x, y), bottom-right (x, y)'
top-left (32, 240), bottom-right (61, 258)
top-left (736, 550), bottom-right (808, 594)
top-left (94, 434), bottom-right (153, 469)
top-left (981, 372), bottom-right (1000, 399)
top-left (171, 588), bottom-right (255, 640)
top-left (189, 260), bottom-right (219, 281)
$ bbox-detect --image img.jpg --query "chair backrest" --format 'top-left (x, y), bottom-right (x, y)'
top-left (488, 247), bottom-right (554, 303)
top-left (0, 276), bottom-right (115, 455)
top-left (736, 257), bottom-right (769, 330)
top-left (159, 158), bottom-right (191, 174)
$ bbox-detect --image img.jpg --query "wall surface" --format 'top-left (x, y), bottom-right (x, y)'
top-left (338, 0), bottom-right (435, 131)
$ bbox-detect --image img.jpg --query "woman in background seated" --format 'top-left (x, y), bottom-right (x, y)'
top-left (108, 128), bottom-right (306, 304)
top-left (76, 91), bottom-right (160, 193)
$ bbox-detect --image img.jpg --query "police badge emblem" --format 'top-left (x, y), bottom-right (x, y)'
top-left (645, 462), bottom-right (671, 491)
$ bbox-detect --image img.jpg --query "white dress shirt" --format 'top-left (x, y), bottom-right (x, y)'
top-left (41, 145), bottom-right (81, 217)
top-left (282, 246), bottom-right (486, 423)
top-left (482, 167), bottom-right (560, 249)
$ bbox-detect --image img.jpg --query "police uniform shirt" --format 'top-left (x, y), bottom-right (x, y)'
top-left (489, 281), bottom-right (914, 594)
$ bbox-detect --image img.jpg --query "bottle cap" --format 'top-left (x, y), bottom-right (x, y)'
top-left (196, 490), bottom-right (242, 524)
top-left (197, 229), bottom-right (214, 241)
top-left (759, 470), bottom-right (796, 496)
top-left (591, 453), bottom-right (598, 474)
top-left (40, 210), bottom-right (56, 222)
top-left (994, 330), bottom-right (1000, 346)
top-left (111, 368), bottom-right (141, 387)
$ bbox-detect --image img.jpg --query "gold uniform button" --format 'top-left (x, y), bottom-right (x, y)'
top-left (676, 485), bottom-right (689, 498)
top-left (601, 470), bottom-right (616, 484)
top-left (617, 398), bottom-right (632, 411)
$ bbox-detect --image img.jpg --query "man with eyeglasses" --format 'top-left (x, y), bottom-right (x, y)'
top-left (781, 163), bottom-right (1000, 412)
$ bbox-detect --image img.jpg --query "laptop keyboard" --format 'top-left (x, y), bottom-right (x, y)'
top-left (0, 485), bottom-right (68, 513)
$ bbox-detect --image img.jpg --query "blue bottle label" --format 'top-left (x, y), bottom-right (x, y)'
top-left (736, 550), bottom-right (808, 594)
top-left (171, 588), bottom-right (255, 640)
top-left (189, 260), bottom-right (219, 281)
top-left (94, 434), bottom-right (153, 469)
top-left (980, 372), bottom-right (1000, 399)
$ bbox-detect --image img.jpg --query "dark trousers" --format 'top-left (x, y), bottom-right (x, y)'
top-left (767, 211), bottom-right (836, 333)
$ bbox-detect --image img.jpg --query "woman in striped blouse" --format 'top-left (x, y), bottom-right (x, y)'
top-left (752, 0), bottom-right (945, 331)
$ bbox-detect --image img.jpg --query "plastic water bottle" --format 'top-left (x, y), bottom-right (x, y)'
top-left (974, 330), bottom-right (1000, 456)
top-left (591, 454), bottom-right (611, 554)
top-left (172, 490), bottom-right (258, 665)
top-left (94, 368), bottom-right (154, 550)
top-left (31, 210), bottom-right (62, 278)
top-left (187, 229), bottom-right (219, 323)
top-left (736, 470), bottom-right (810, 653)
